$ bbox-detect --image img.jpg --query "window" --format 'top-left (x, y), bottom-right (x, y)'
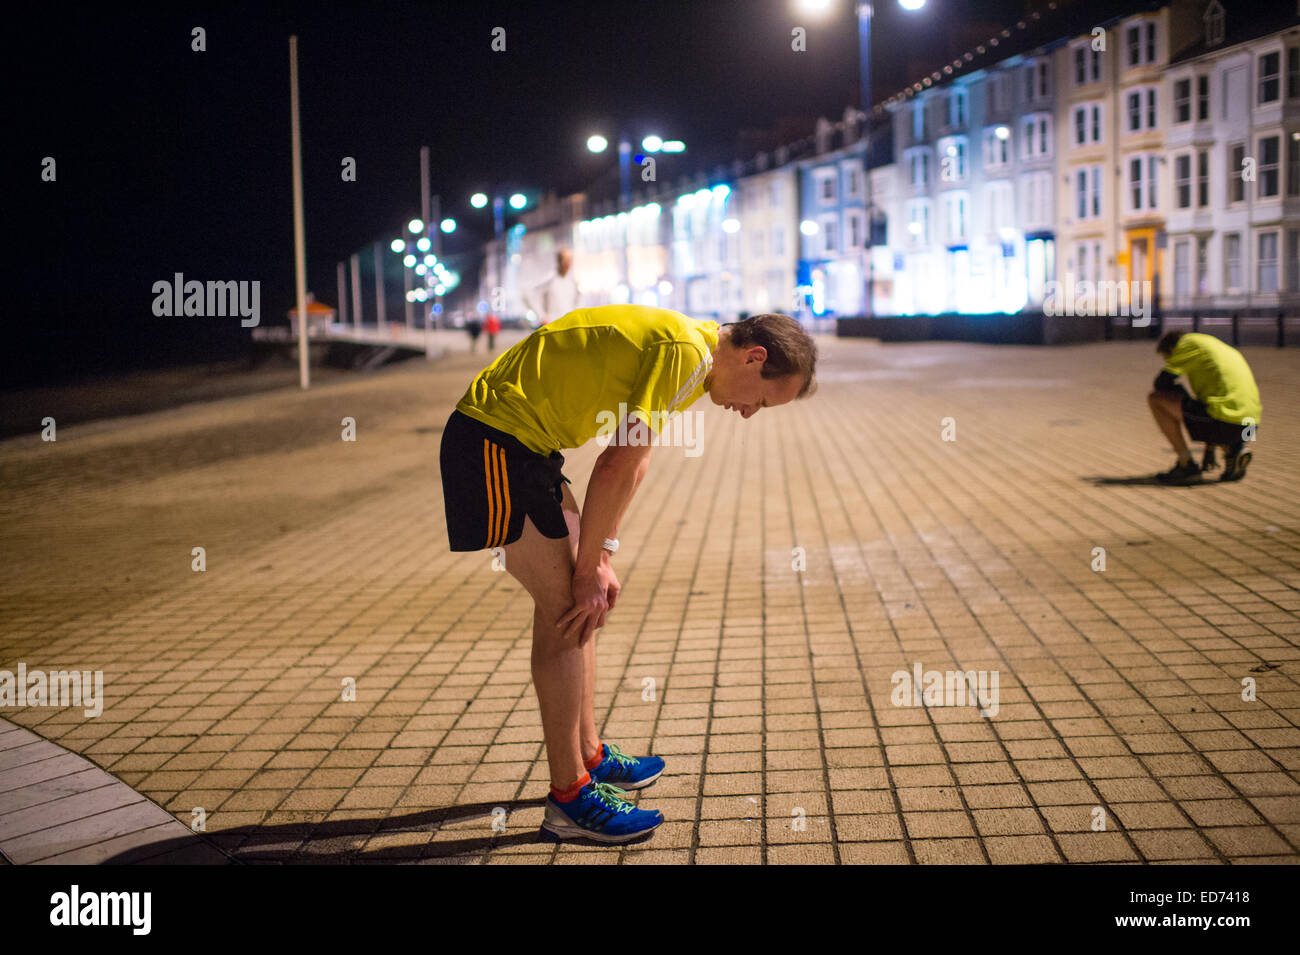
top-left (821, 216), bottom-right (837, 255)
top-left (986, 180), bottom-right (1014, 234)
top-left (1206, 4), bottom-right (1224, 47)
top-left (1020, 171), bottom-right (1053, 228)
top-left (1197, 150), bottom-right (1209, 207)
top-left (1259, 52), bottom-right (1280, 104)
top-left (1075, 241), bottom-right (1102, 284)
top-left (1258, 232), bottom-right (1279, 292)
top-left (1289, 134), bottom-right (1300, 197)
top-left (907, 149), bottom-right (930, 188)
top-left (770, 179), bottom-right (782, 207)
top-left (1290, 47), bottom-right (1300, 99)
top-left (772, 224), bottom-right (785, 256)
top-left (1174, 239), bottom-right (1190, 299)
top-left (983, 126), bottom-right (1010, 168)
top-left (751, 230), bottom-right (765, 259)
top-left (1196, 237), bottom-right (1209, 295)
top-left (1072, 103), bottom-right (1102, 146)
top-left (815, 169), bottom-right (837, 203)
top-left (938, 137), bottom-right (967, 181)
top-left (1175, 154), bottom-right (1192, 208)
top-left (987, 73), bottom-right (1006, 114)
top-left (1229, 142), bottom-right (1246, 202)
top-left (1259, 135), bottom-right (1280, 198)
top-left (845, 165), bottom-right (863, 199)
top-left (906, 199), bottom-right (930, 245)
top-left (1288, 230), bottom-right (1300, 292)
top-left (1127, 21), bottom-right (1157, 67)
top-left (1074, 166), bottom-right (1102, 219)
top-left (1074, 44), bottom-right (1101, 85)
top-left (1024, 60), bottom-right (1050, 102)
top-left (1127, 86), bottom-right (1158, 131)
top-left (1197, 75), bottom-right (1210, 120)
top-left (1174, 78), bottom-right (1191, 123)
top-left (913, 101), bottom-right (926, 141)
top-left (1021, 114), bottom-right (1052, 159)
top-left (1128, 154), bottom-right (1158, 211)
top-left (948, 88), bottom-right (968, 128)
top-left (1225, 233), bottom-right (1242, 291)
top-left (944, 192), bottom-right (968, 243)
top-left (847, 210), bottom-right (863, 249)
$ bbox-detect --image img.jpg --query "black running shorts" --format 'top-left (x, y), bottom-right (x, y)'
top-left (1156, 385), bottom-right (1250, 448)
top-left (439, 410), bottom-right (571, 551)
top-left (1180, 394), bottom-right (1249, 448)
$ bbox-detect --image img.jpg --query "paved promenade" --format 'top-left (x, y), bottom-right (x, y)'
top-left (1, 337), bottom-right (1297, 864)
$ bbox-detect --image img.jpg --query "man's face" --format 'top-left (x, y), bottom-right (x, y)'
top-left (557, 250), bottom-right (573, 275)
top-left (706, 343), bottom-right (805, 419)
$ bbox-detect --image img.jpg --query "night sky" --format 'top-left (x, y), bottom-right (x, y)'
top-left (9, 0), bottom-right (1109, 386)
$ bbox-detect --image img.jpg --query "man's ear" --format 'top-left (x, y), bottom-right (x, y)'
top-left (745, 345), bottom-right (768, 365)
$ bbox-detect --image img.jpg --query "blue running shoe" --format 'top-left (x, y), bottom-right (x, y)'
top-left (587, 743), bottom-right (665, 790)
top-left (542, 780), bottom-right (663, 843)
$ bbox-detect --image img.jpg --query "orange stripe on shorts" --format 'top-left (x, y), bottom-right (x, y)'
top-left (496, 444), bottom-right (511, 546)
top-left (483, 439), bottom-right (498, 548)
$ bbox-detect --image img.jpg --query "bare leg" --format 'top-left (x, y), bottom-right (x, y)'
top-left (1147, 391), bottom-right (1190, 465)
top-left (502, 507), bottom-right (585, 789)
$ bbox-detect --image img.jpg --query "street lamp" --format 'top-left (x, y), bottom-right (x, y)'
top-left (798, 0), bottom-right (926, 318)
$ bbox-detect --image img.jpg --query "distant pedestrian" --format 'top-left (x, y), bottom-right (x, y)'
top-left (465, 317), bottom-right (483, 351)
top-left (524, 249), bottom-right (579, 326)
top-left (1148, 331), bottom-right (1261, 485)
top-left (485, 312), bottom-right (501, 352)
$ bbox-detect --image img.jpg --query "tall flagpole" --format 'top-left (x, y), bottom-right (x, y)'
top-left (289, 36), bottom-right (310, 389)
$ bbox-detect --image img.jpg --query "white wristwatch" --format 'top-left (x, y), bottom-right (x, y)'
top-left (602, 537), bottom-right (620, 555)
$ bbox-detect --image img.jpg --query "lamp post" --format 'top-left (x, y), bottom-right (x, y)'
top-left (587, 132), bottom-right (685, 300)
top-left (799, 0), bottom-right (925, 318)
top-left (469, 190), bottom-right (530, 319)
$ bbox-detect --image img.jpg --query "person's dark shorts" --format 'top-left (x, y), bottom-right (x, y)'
top-left (439, 410), bottom-right (571, 551)
top-left (1162, 386), bottom-right (1250, 447)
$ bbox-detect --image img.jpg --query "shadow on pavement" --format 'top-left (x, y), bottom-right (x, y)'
top-left (100, 797), bottom-right (561, 864)
top-left (1087, 475), bottom-right (1217, 487)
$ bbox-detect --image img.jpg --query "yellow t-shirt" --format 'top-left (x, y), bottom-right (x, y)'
top-left (1163, 332), bottom-right (1262, 425)
top-left (456, 305), bottom-right (720, 454)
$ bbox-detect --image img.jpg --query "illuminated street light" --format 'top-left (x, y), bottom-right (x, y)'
top-left (390, 239), bottom-right (406, 253)
top-left (800, 219), bottom-right (820, 236)
top-left (722, 218), bottom-right (741, 233)
top-left (509, 193), bottom-right (527, 210)
top-left (995, 125), bottom-right (1010, 140)
top-left (407, 218), bottom-right (424, 234)
top-left (424, 254), bottom-right (436, 266)
top-left (403, 254), bottom-right (417, 267)
top-left (470, 192), bottom-right (488, 209)
top-left (440, 218), bottom-right (456, 233)
top-left (587, 134), bottom-right (609, 153)
top-left (660, 140), bottom-right (685, 153)
top-left (416, 237), bottom-right (431, 252)
top-left (642, 135), bottom-right (663, 152)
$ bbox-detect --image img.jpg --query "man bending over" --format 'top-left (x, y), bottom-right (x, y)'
top-left (439, 305), bottom-right (817, 842)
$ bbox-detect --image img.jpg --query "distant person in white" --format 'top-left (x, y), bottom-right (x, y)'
top-left (525, 249), bottom-right (579, 325)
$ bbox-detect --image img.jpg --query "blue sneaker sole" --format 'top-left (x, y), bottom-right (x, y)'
top-left (541, 815), bottom-right (663, 844)
top-left (593, 766), bottom-right (663, 790)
